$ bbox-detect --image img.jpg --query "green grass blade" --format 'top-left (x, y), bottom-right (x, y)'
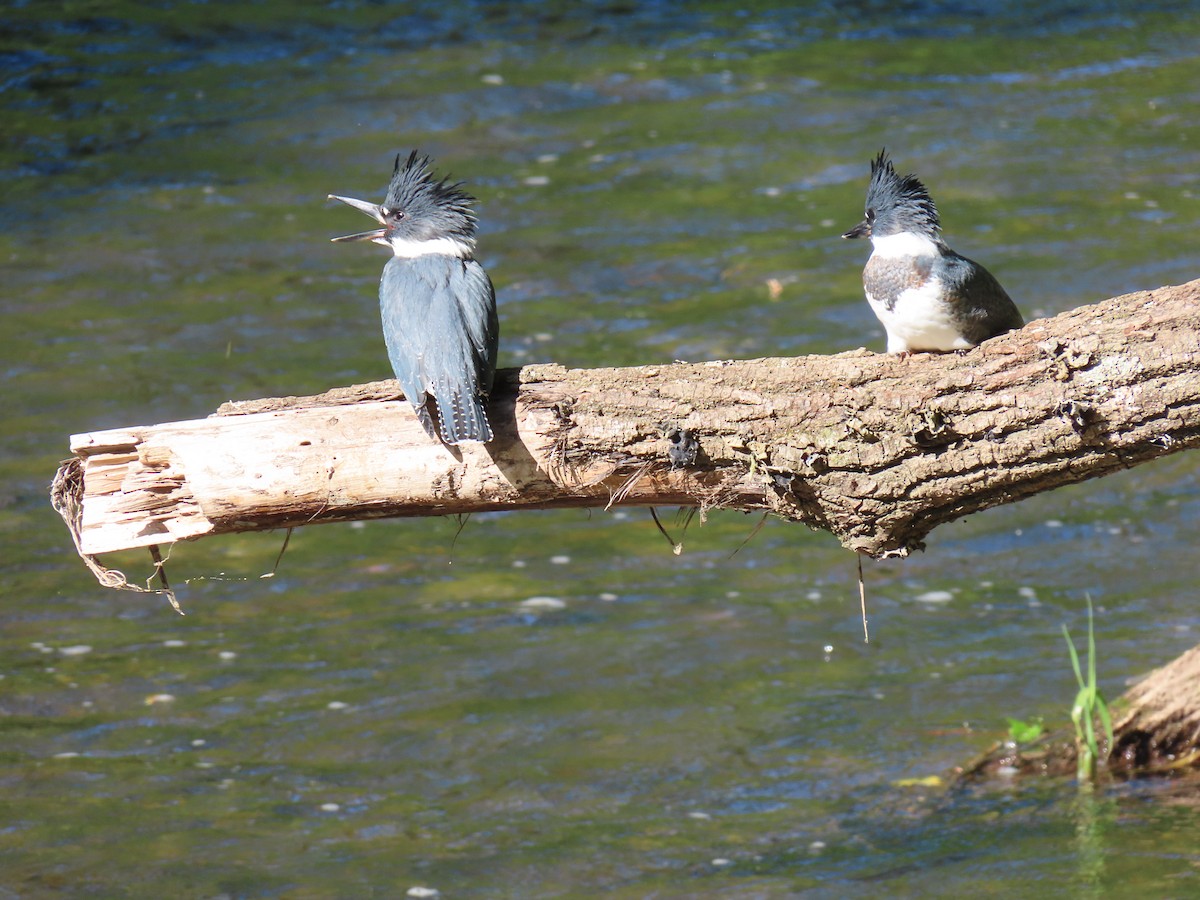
top-left (1086, 594), bottom-right (1098, 688)
top-left (1062, 624), bottom-right (1085, 688)
top-left (1064, 596), bottom-right (1109, 781)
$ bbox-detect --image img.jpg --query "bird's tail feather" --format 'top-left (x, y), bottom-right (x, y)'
top-left (437, 386), bottom-right (493, 445)
top-left (413, 401), bottom-right (440, 443)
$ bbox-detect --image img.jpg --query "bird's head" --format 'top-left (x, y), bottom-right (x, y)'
top-left (842, 149), bottom-right (940, 243)
top-left (329, 151), bottom-right (479, 257)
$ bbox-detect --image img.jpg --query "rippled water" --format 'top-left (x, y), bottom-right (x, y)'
top-left (3, 2), bottom-right (1200, 896)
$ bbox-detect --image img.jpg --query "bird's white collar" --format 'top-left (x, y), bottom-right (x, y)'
top-left (381, 236), bottom-right (474, 259)
top-left (869, 231), bottom-right (940, 259)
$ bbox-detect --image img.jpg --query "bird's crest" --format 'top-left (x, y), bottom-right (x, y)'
top-left (383, 150), bottom-right (479, 239)
top-left (865, 149), bottom-right (940, 238)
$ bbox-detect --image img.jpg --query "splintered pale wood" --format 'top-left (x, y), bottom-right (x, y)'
top-left (66, 394), bottom-right (740, 557)
top-left (58, 278), bottom-right (1200, 562)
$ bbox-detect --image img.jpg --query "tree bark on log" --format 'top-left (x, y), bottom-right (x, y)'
top-left (53, 278), bottom-right (1200, 564)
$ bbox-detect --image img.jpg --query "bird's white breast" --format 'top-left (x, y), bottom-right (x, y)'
top-left (865, 278), bottom-right (971, 354)
top-left (865, 232), bottom-right (969, 353)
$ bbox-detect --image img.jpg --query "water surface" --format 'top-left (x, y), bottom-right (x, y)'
top-left (3, 2), bottom-right (1200, 896)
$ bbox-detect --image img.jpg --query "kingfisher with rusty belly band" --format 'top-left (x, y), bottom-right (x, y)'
top-left (329, 151), bottom-right (499, 445)
top-left (842, 149), bottom-right (1024, 355)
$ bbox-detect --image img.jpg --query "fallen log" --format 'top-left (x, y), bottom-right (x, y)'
top-left (48, 278), bottom-right (1200, 772)
top-left (53, 278), bottom-right (1200, 573)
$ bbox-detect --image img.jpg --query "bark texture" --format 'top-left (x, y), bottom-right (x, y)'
top-left (54, 278), bottom-right (1200, 563)
top-left (1112, 645), bottom-right (1200, 772)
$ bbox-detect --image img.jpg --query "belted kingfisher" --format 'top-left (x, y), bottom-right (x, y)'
top-left (842, 150), bottom-right (1024, 354)
top-left (329, 151), bottom-right (499, 444)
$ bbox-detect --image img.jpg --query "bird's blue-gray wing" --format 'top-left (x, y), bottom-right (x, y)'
top-left (940, 251), bottom-right (1025, 344)
top-left (379, 255), bottom-right (498, 444)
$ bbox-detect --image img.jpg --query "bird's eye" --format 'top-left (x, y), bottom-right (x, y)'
top-left (866, 208), bottom-right (876, 222)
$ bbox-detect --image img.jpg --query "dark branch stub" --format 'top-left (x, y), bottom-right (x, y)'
top-left (663, 425), bottom-right (700, 468)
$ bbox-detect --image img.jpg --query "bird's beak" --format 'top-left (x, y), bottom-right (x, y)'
top-left (328, 194), bottom-right (388, 243)
top-left (842, 219), bottom-right (870, 240)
